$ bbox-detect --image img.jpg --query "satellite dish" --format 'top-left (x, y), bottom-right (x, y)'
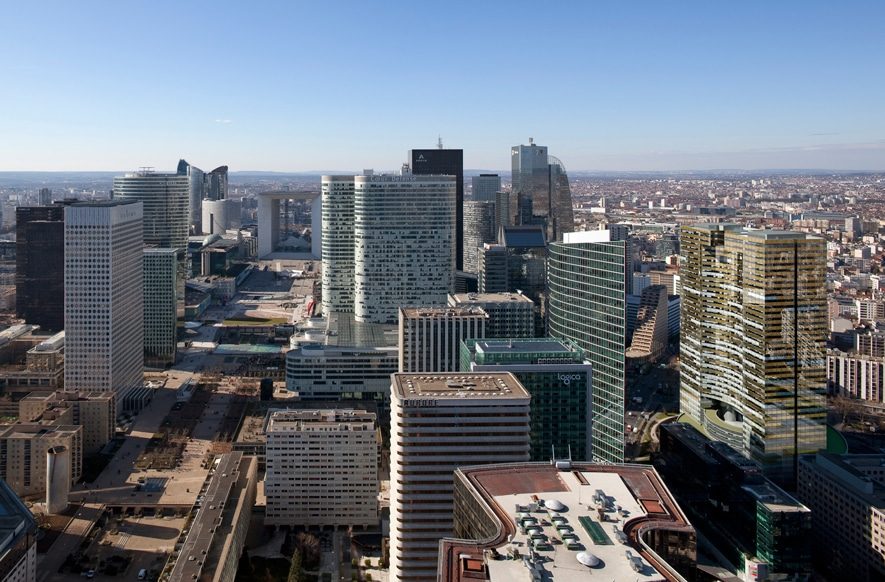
top-left (544, 499), bottom-right (567, 512)
top-left (576, 552), bottom-right (600, 567)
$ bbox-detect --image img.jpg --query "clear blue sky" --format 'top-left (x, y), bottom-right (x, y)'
top-left (1, 1), bottom-right (884, 172)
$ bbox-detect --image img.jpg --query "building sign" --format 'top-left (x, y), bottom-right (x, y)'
top-left (403, 399), bottom-right (439, 408)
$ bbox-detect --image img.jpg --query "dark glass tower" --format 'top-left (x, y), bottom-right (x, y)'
top-left (15, 206), bottom-right (65, 331)
top-left (409, 147), bottom-right (464, 270)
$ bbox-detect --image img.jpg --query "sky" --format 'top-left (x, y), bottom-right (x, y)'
top-left (1, 1), bottom-right (884, 172)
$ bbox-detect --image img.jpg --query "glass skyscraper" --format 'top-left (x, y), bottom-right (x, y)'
top-left (510, 138), bottom-right (574, 242)
top-left (548, 230), bottom-right (627, 463)
top-left (679, 224), bottom-right (827, 486)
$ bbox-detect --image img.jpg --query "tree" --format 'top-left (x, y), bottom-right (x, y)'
top-left (287, 549), bottom-right (303, 582)
top-left (295, 532), bottom-right (321, 570)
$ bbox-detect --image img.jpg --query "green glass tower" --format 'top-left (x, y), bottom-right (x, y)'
top-left (461, 338), bottom-right (592, 461)
top-left (547, 230), bottom-right (627, 464)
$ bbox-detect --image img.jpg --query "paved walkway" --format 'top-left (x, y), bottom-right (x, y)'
top-left (38, 502), bottom-right (104, 582)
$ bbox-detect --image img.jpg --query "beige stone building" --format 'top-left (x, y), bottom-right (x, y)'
top-left (19, 391), bottom-right (115, 454)
top-left (0, 422), bottom-right (82, 497)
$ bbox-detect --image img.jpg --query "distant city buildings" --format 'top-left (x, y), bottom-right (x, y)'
top-left (389, 373), bottom-right (530, 581)
top-left (64, 201), bottom-right (144, 394)
top-left (679, 224), bottom-right (827, 486)
top-left (548, 229), bottom-right (628, 464)
top-left (265, 409), bottom-right (378, 528)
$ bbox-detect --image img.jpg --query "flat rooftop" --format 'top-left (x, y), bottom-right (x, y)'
top-left (449, 292), bottom-right (534, 305)
top-left (399, 306), bottom-right (488, 319)
top-left (440, 463), bottom-right (694, 582)
top-left (689, 223), bottom-right (823, 241)
top-left (266, 409), bottom-right (376, 433)
top-left (291, 312), bottom-right (397, 350)
top-left (391, 373), bottom-right (530, 400)
top-left (474, 339), bottom-right (576, 355)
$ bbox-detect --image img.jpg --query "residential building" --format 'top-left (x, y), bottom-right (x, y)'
top-left (19, 390), bottom-right (115, 455)
top-left (398, 307), bottom-right (487, 373)
top-left (439, 462), bottom-right (696, 582)
top-left (143, 248), bottom-right (179, 367)
top-left (679, 225), bottom-right (827, 486)
top-left (461, 338), bottom-right (592, 461)
top-left (447, 292), bottom-right (535, 338)
top-left (548, 229), bottom-right (628, 464)
top-left (265, 409), bottom-right (378, 527)
top-left (354, 172), bottom-right (456, 323)
top-left (0, 479), bottom-right (37, 582)
top-left (321, 175), bottom-right (355, 313)
top-left (656, 423), bottom-right (811, 580)
top-left (828, 348), bottom-right (885, 404)
top-left (64, 201), bottom-right (144, 394)
top-left (410, 147), bottom-right (464, 269)
top-left (798, 453), bottom-right (885, 581)
top-left (389, 373), bottom-right (531, 581)
top-left (15, 206), bottom-right (65, 332)
top-left (0, 423), bottom-right (82, 497)
top-left (626, 284), bottom-right (669, 364)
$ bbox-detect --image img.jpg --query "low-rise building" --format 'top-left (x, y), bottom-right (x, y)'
top-left (265, 409), bottom-right (378, 528)
top-left (0, 422), bottom-right (82, 497)
top-left (19, 390), bottom-right (115, 454)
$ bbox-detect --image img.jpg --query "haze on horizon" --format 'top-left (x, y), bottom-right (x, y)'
top-left (1, 1), bottom-right (883, 173)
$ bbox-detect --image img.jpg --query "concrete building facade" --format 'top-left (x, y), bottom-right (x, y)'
top-left (447, 292), bottom-right (535, 339)
top-left (398, 307), bottom-right (487, 373)
top-left (0, 423), bottom-right (82, 497)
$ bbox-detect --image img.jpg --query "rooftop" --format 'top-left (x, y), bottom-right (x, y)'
top-left (266, 409), bottom-right (376, 433)
top-left (440, 462), bottom-right (694, 582)
top-left (501, 226), bottom-right (546, 248)
top-left (0, 479), bottom-right (36, 555)
top-left (291, 312), bottom-right (398, 350)
top-left (391, 373), bottom-right (530, 400)
top-left (449, 292), bottom-right (535, 306)
top-left (399, 306), bottom-right (488, 319)
top-left (474, 338), bottom-right (576, 355)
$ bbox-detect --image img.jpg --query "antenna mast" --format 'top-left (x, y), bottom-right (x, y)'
top-left (437, 135), bottom-right (443, 149)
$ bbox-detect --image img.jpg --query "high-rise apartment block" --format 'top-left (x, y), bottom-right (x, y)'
top-left (143, 247), bottom-right (180, 367)
top-left (64, 201), bottom-right (144, 394)
top-left (410, 147), bottom-right (464, 269)
top-left (510, 138), bottom-right (573, 242)
top-left (398, 306), bottom-right (487, 373)
top-left (19, 391), bottom-right (115, 455)
top-left (548, 230), bottom-right (627, 464)
top-left (389, 373), bottom-right (531, 581)
top-left (447, 292), bottom-right (535, 338)
top-left (265, 409), bottom-right (378, 527)
top-left (798, 453), bottom-right (885, 581)
top-left (15, 206), bottom-right (65, 332)
top-left (321, 175), bottom-right (356, 313)
top-left (354, 173), bottom-right (456, 323)
top-left (679, 225), bottom-right (827, 485)
top-left (461, 338), bottom-right (592, 461)
top-left (0, 423), bottom-right (82, 496)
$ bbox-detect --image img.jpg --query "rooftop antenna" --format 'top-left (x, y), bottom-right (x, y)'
top-left (437, 135), bottom-right (443, 149)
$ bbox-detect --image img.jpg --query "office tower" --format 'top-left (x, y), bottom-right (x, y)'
top-left (510, 138), bottom-right (574, 242)
top-left (440, 462), bottom-right (696, 582)
top-left (19, 391), bottom-right (115, 455)
top-left (470, 173), bottom-right (501, 202)
top-left (64, 201), bottom-right (144, 394)
top-left (462, 200), bottom-right (497, 274)
top-left (398, 306), bottom-right (487, 373)
top-left (389, 372), bottom-right (530, 581)
top-left (626, 284), bottom-right (669, 364)
top-left (656, 424), bottom-right (811, 580)
top-left (500, 226), bottom-right (547, 304)
top-left (495, 190), bottom-right (510, 231)
top-left (205, 165), bottom-right (228, 200)
top-left (798, 453), bottom-right (885, 582)
top-left (321, 175), bottom-right (356, 313)
top-left (113, 170), bottom-right (189, 248)
top-left (548, 230), bottom-right (627, 464)
top-left (0, 479), bottom-right (38, 581)
top-left (265, 409), bottom-right (378, 527)
top-left (478, 243), bottom-right (508, 293)
top-left (38, 187), bottom-right (52, 206)
top-left (178, 158), bottom-right (205, 233)
top-left (0, 423), bottom-right (82, 496)
top-left (448, 292), bottom-right (534, 338)
top-left (143, 248), bottom-right (179, 367)
top-left (679, 225), bottom-right (827, 485)
top-left (409, 146), bottom-right (464, 269)
top-left (15, 206), bottom-right (64, 331)
top-left (461, 338), bottom-right (592, 460)
top-left (354, 173), bottom-right (456, 324)
top-left (201, 199), bottom-right (234, 235)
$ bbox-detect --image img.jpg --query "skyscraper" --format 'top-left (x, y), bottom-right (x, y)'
top-left (398, 306), bottom-right (487, 372)
top-left (353, 172), bottom-right (456, 324)
top-left (510, 138), bottom-right (574, 242)
top-left (38, 187), bottom-right (52, 206)
top-left (321, 175), bottom-right (356, 314)
top-left (113, 170), bottom-right (190, 248)
top-left (389, 372), bottom-right (530, 581)
top-left (177, 158), bottom-right (204, 234)
top-left (205, 165), bottom-right (228, 200)
top-left (64, 201), bottom-right (144, 394)
top-left (462, 200), bottom-right (497, 274)
top-left (409, 146), bottom-right (463, 269)
top-left (143, 248), bottom-right (179, 367)
top-left (679, 224), bottom-right (827, 485)
top-left (15, 206), bottom-right (65, 331)
top-left (470, 173), bottom-right (501, 202)
top-left (548, 230), bottom-right (627, 463)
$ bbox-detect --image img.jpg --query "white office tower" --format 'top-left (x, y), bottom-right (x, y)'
top-left (321, 175), bottom-right (356, 313)
top-left (64, 201), bottom-right (144, 394)
top-left (389, 373), bottom-right (530, 581)
top-left (113, 171), bottom-right (189, 248)
top-left (265, 409), bottom-right (378, 527)
top-left (353, 173), bottom-right (456, 324)
top-left (463, 200), bottom-right (497, 274)
top-left (398, 306), bottom-right (488, 372)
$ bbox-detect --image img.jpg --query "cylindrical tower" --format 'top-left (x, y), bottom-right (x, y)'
top-left (201, 199), bottom-right (230, 235)
top-left (46, 445), bottom-right (71, 514)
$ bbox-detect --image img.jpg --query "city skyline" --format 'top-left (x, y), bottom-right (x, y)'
top-left (1, 1), bottom-right (884, 172)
